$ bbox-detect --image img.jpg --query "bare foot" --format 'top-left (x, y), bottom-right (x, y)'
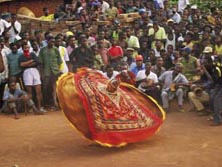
top-left (34, 111), bottom-right (44, 115)
top-left (14, 115), bottom-right (19, 119)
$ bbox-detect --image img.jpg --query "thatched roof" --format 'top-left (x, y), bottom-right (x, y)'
top-left (0, 0), bottom-right (12, 2)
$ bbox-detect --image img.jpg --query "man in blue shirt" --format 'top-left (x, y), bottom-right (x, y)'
top-left (3, 81), bottom-right (43, 119)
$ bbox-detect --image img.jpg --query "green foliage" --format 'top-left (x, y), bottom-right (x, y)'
top-left (170, 0), bottom-right (222, 12)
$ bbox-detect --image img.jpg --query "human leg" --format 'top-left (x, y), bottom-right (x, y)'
top-left (7, 101), bottom-right (19, 119)
top-left (188, 92), bottom-right (206, 112)
top-left (211, 87), bottom-right (222, 125)
top-left (34, 84), bottom-right (43, 110)
top-left (176, 88), bottom-right (184, 111)
top-left (161, 91), bottom-right (169, 111)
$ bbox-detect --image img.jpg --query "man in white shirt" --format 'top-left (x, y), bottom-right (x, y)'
top-left (103, 64), bottom-right (119, 80)
top-left (171, 8), bottom-right (181, 24)
top-left (0, 16), bottom-right (11, 36)
top-left (0, 43), bottom-right (8, 109)
top-left (99, 0), bottom-right (110, 13)
top-left (8, 14), bottom-right (21, 44)
top-left (55, 36), bottom-right (70, 73)
top-left (178, 0), bottom-right (190, 13)
top-left (136, 62), bottom-right (159, 101)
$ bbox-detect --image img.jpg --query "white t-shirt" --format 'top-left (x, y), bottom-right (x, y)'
top-left (103, 71), bottom-right (119, 80)
top-left (59, 46), bottom-right (69, 73)
top-left (101, 1), bottom-right (110, 13)
top-left (178, 0), bottom-right (190, 13)
top-left (8, 20), bottom-right (21, 43)
top-left (0, 19), bottom-right (11, 36)
top-left (136, 70), bottom-right (158, 83)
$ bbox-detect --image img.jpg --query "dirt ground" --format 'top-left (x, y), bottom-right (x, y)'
top-left (1, 101), bottom-right (222, 167)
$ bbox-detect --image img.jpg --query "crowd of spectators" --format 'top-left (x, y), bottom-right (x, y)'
top-left (0, 0), bottom-right (222, 125)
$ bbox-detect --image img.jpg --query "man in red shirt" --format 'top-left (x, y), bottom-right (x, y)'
top-left (107, 37), bottom-right (124, 68)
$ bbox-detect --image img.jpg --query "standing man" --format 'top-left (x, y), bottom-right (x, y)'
top-left (39, 36), bottom-right (62, 110)
top-left (6, 43), bottom-right (23, 87)
top-left (0, 43), bottom-right (8, 109)
top-left (69, 35), bottom-right (94, 72)
top-left (0, 15), bottom-right (11, 36)
top-left (8, 14), bottom-right (21, 44)
top-left (125, 27), bottom-right (140, 58)
top-left (148, 22), bottom-right (167, 49)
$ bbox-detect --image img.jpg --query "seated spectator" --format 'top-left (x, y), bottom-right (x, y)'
top-left (159, 63), bottom-right (189, 112)
top-left (3, 81), bottom-right (43, 119)
top-left (115, 62), bottom-right (136, 86)
top-left (103, 64), bottom-right (119, 80)
top-left (179, 47), bottom-right (201, 82)
top-left (91, 44), bottom-right (104, 70)
top-left (188, 84), bottom-right (210, 115)
top-left (130, 55), bottom-right (145, 76)
top-left (39, 7), bottom-right (54, 21)
top-left (151, 57), bottom-right (166, 77)
top-left (136, 62), bottom-right (159, 101)
top-left (122, 47), bottom-right (135, 66)
top-left (105, 0), bottom-right (118, 20)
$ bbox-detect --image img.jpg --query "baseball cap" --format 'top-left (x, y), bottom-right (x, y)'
top-left (135, 55), bottom-right (143, 61)
top-left (126, 47), bottom-right (135, 52)
top-left (203, 46), bottom-right (213, 53)
top-left (167, 19), bottom-right (175, 23)
top-left (181, 47), bottom-right (191, 54)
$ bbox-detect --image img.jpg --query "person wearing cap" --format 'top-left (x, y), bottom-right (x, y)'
top-left (159, 63), bottom-right (189, 112)
top-left (123, 47), bottom-right (135, 66)
top-left (179, 47), bottom-right (201, 82)
top-left (188, 83), bottom-right (210, 115)
top-left (130, 55), bottom-right (145, 76)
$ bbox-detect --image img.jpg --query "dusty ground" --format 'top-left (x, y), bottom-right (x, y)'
top-left (1, 101), bottom-right (222, 167)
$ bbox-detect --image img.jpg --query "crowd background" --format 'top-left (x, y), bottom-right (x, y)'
top-left (0, 0), bottom-right (222, 125)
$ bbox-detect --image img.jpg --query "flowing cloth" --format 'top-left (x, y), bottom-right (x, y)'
top-left (57, 68), bottom-right (165, 147)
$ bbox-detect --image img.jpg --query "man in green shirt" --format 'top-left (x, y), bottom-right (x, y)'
top-left (39, 36), bottom-right (62, 110)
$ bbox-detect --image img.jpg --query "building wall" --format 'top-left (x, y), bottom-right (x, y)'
top-left (0, 0), bottom-right (62, 17)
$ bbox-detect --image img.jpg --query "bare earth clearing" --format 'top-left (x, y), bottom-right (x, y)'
top-left (0, 101), bottom-right (222, 167)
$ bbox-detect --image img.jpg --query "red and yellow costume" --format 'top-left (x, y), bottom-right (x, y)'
top-left (56, 68), bottom-right (165, 147)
